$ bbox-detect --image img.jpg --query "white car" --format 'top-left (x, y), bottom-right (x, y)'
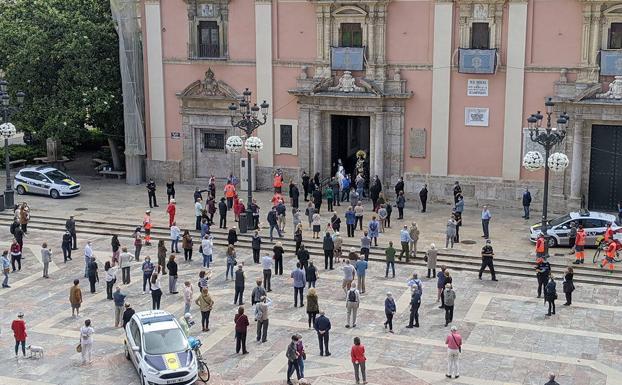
top-left (14, 166), bottom-right (81, 199)
top-left (529, 210), bottom-right (618, 247)
top-left (124, 310), bottom-right (197, 385)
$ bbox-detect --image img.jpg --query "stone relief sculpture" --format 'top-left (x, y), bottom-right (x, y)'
top-left (328, 71), bottom-right (365, 93)
top-left (596, 75), bottom-right (622, 100)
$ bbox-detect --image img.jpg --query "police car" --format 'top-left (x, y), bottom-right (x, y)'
top-left (529, 210), bottom-right (618, 247)
top-left (14, 166), bottom-right (81, 199)
top-left (124, 310), bottom-right (198, 385)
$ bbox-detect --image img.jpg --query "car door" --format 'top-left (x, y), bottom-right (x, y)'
top-left (20, 171), bottom-right (44, 194)
top-left (38, 174), bottom-right (53, 194)
top-left (128, 320), bottom-right (143, 368)
top-left (554, 221), bottom-right (573, 246)
top-left (584, 219), bottom-right (607, 246)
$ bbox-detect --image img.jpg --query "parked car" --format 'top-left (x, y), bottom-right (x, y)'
top-left (14, 166), bottom-right (80, 199)
top-left (124, 310), bottom-right (197, 385)
top-left (529, 210), bottom-right (618, 247)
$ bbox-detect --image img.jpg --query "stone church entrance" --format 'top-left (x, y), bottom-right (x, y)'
top-left (330, 115), bottom-right (370, 177)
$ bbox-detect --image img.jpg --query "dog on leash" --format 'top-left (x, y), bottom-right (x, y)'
top-left (27, 345), bottom-right (44, 358)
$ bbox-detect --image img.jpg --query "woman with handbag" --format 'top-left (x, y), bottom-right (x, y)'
top-left (563, 267), bottom-right (575, 306)
top-left (79, 319), bottom-right (95, 365)
top-left (445, 326), bottom-right (462, 379)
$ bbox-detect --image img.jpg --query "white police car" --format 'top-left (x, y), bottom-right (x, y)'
top-left (124, 310), bottom-right (197, 385)
top-left (529, 210), bottom-right (618, 247)
top-left (13, 166), bottom-right (81, 199)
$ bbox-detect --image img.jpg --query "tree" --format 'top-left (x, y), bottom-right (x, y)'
top-left (0, 0), bottom-right (123, 167)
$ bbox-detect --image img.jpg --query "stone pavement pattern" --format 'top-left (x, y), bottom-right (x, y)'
top-left (0, 179), bottom-right (620, 385)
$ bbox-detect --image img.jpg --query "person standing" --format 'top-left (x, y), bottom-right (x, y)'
top-left (545, 373), bottom-right (560, 385)
top-left (10, 239), bottom-right (21, 272)
top-left (251, 279), bottom-right (267, 306)
top-left (69, 279), bottom-right (82, 317)
top-left (370, 175), bottom-right (382, 211)
top-left (201, 235), bottom-right (214, 269)
top-left (166, 179), bottom-right (175, 202)
top-left (544, 275), bottom-right (557, 316)
top-left (453, 181), bottom-right (462, 204)
top-left (133, 227), bottom-right (143, 262)
top-left (261, 253), bottom-right (273, 292)
top-left (195, 288), bottom-right (214, 332)
top-left (143, 210), bottom-right (153, 246)
top-left (522, 187), bottom-right (532, 219)
top-left (385, 241), bottom-right (396, 278)
top-left (409, 222), bottom-right (420, 259)
top-left (141, 257), bottom-right (154, 294)
top-left (276, 200), bottom-right (287, 232)
top-left (535, 234), bottom-right (546, 259)
top-left (446, 216), bottom-right (457, 249)
top-left (345, 283), bottom-right (360, 328)
top-left (368, 216), bottom-right (379, 247)
top-left (183, 281), bottom-right (193, 314)
top-left (384, 292), bottom-right (396, 333)
top-left (314, 312), bottom-right (331, 356)
top-left (399, 225), bottom-right (413, 262)
top-left (119, 247), bottom-right (134, 284)
top-left (323, 232), bottom-right (334, 270)
top-left (194, 198), bottom-right (203, 230)
top-left (305, 202), bottom-right (315, 231)
top-left (234, 265), bottom-right (245, 305)
top-left (535, 257), bottom-right (551, 298)
top-left (146, 179), bottom-right (158, 208)
top-left (11, 312), bottom-right (27, 358)
top-left (445, 326), bottom-right (462, 379)
top-left (218, 197), bottom-right (228, 229)
top-left (342, 259), bottom-right (356, 296)
top-left (396, 191), bottom-right (405, 220)
top-left (481, 205), bottom-right (492, 239)
top-left (286, 335), bottom-right (301, 385)
top-left (306, 288), bottom-right (319, 328)
top-left (311, 212), bottom-right (321, 239)
top-left (407, 287), bottom-right (421, 328)
top-left (355, 257), bottom-right (368, 294)
top-left (341, 174), bottom-right (351, 202)
top-left (227, 227), bottom-right (238, 247)
top-left (478, 240), bottom-right (497, 281)
top-left (426, 244), bottom-right (438, 278)
top-left (182, 230), bottom-right (193, 262)
top-left (150, 271), bottom-right (163, 310)
top-left (1, 250), bottom-right (9, 288)
top-left (62, 230), bottom-right (73, 263)
top-left (41, 243), bottom-right (52, 278)
top-left (166, 199), bottom-right (176, 227)
top-left (333, 231), bottom-right (343, 262)
top-left (251, 230), bottom-right (262, 264)
top-left (290, 182), bottom-right (300, 209)
top-left (573, 225), bottom-right (586, 264)
top-left (325, 183), bottom-right (334, 212)
top-left (122, 303), bottom-right (135, 328)
top-left (302, 171), bottom-right (310, 202)
top-left (313, 185), bottom-right (323, 213)
top-left (354, 201), bottom-right (365, 230)
top-left (345, 206), bottom-right (356, 237)
top-left (568, 222), bottom-right (577, 254)
top-left (360, 231), bottom-right (371, 261)
top-left (291, 263), bottom-right (306, 307)
top-left (167, 255), bottom-right (178, 294)
top-left (224, 180), bottom-right (237, 209)
top-left (444, 283), bottom-right (456, 327)
top-left (351, 337), bottom-right (367, 385)
top-left (306, 260), bottom-right (318, 288)
top-left (294, 224), bottom-right (303, 254)
top-left (111, 235), bottom-right (121, 265)
top-left (292, 209), bottom-right (302, 235)
top-left (79, 319), bottom-right (95, 365)
top-left (66, 215), bottom-right (77, 250)
top-left (234, 306), bottom-right (249, 354)
top-left (419, 184), bottom-right (428, 213)
top-left (395, 176), bottom-right (405, 196)
top-left (87, 256), bottom-right (99, 294)
top-left (255, 296), bottom-right (270, 343)
top-left (273, 242), bottom-right (284, 276)
top-left (267, 207), bottom-right (282, 242)
top-left (563, 267), bottom-right (575, 306)
top-left (331, 176), bottom-right (341, 207)
top-left (113, 286), bottom-right (126, 328)
top-left (157, 240), bottom-right (167, 275)
top-left (330, 211), bottom-right (341, 233)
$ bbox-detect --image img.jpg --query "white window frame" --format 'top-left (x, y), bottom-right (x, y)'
top-left (274, 119), bottom-right (298, 155)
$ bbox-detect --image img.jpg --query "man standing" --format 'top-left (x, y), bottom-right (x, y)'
top-left (323, 232), bottom-right (334, 270)
top-left (355, 257), bottom-right (368, 294)
top-left (194, 198), bottom-right (203, 230)
top-left (313, 186), bottom-right (323, 213)
top-left (276, 200), bottom-right (287, 232)
top-left (535, 257), bottom-right (551, 298)
top-left (385, 241), bottom-right (396, 278)
top-left (146, 179), bottom-right (158, 208)
top-left (218, 197), bottom-right (228, 229)
top-left (113, 286), bottom-right (126, 328)
top-left (41, 243), bottom-right (51, 278)
top-left (289, 182), bottom-right (300, 209)
top-left (224, 180), bottom-right (236, 209)
top-left (445, 326), bottom-right (462, 379)
top-left (84, 241), bottom-right (93, 278)
top-left (522, 187), bottom-right (532, 219)
top-left (314, 312), bottom-right (331, 356)
top-left (342, 259), bottom-right (356, 296)
top-left (302, 171), bottom-right (310, 202)
top-left (409, 222), bottom-right (420, 259)
top-left (261, 253), bottom-right (273, 292)
top-left (87, 256), bottom-right (98, 293)
top-left (341, 174), bottom-right (351, 202)
top-left (255, 296), bottom-right (270, 343)
top-left (573, 225), bottom-right (586, 264)
top-left (453, 181), bottom-right (462, 204)
top-left (478, 240), bottom-right (497, 281)
top-left (331, 176), bottom-right (340, 207)
top-left (395, 176), bottom-right (405, 196)
top-left (166, 199), bottom-right (176, 227)
top-left (286, 335), bottom-right (301, 385)
top-left (291, 263), bottom-right (306, 307)
top-left (251, 279), bottom-right (267, 305)
top-left (406, 288), bottom-right (421, 328)
top-left (399, 225), bottom-right (413, 262)
top-left (481, 205), bottom-right (492, 239)
top-left (419, 184), bottom-right (428, 213)
top-left (65, 215), bottom-right (77, 250)
top-left (345, 282), bottom-right (360, 328)
top-left (267, 207), bottom-right (282, 242)
top-left (119, 247), bottom-right (134, 284)
top-left (62, 230), bottom-right (73, 262)
top-left (234, 265), bottom-right (245, 306)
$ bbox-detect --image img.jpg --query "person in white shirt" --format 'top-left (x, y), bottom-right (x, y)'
top-left (261, 254), bottom-right (274, 292)
top-left (41, 243), bottom-right (52, 278)
top-left (183, 281), bottom-right (193, 314)
top-left (150, 272), bottom-right (162, 310)
top-left (84, 241), bottom-right (93, 278)
top-left (342, 260), bottom-right (356, 296)
top-left (80, 319), bottom-right (95, 365)
top-left (170, 222), bottom-right (181, 253)
top-left (119, 247), bottom-right (135, 284)
top-left (201, 235), bottom-right (214, 268)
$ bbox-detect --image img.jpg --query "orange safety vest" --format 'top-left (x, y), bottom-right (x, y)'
top-left (606, 242), bottom-right (617, 258)
top-left (536, 238), bottom-right (545, 253)
top-left (576, 230), bottom-right (586, 246)
top-left (224, 184), bottom-right (236, 198)
top-left (273, 175), bottom-right (282, 188)
top-left (143, 215), bottom-right (152, 229)
top-left (605, 227), bottom-right (613, 242)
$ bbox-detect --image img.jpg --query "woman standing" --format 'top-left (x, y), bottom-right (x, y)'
top-left (69, 279), bottom-right (83, 317)
top-left (368, 216), bottom-right (380, 247)
top-left (157, 240), bottom-right (167, 275)
top-left (444, 283), bottom-right (456, 327)
top-left (150, 271), bottom-right (163, 310)
top-left (306, 261), bottom-right (318, 288)
top-left (166, 179), bottom-right (175, 202)
top-left (195, 288), bottom-right (214, 332)
top-left (234, 306), bottom-right (249, 354)
top-left (312, 213), bottom-right (321, 239)
top-left (396, 191), bottom-right (405, 219)
top-left (104, 261), bottom-right (118, 300)
top-left (544, 275), bottom-right (557, 316)
top-left (563, 267), bottom-right (575, 306)
top-left (141, 257), bottom-right (154, 294)
top-left (19, 203), bottom-right (30, 233)
top-left (166, 255), bottom-right (178, 294)
top-left (11, 312), bottom-right (27, 357)
top-left (182, 230), bottom-right (193, 262)
top-left (170, 222), bottom-right (181, 254)
top-left (440, 270), bottom-right (453, 309)
top-left (305, 202), bottom-right (315, 231)
top-left (296, 334), bottom-right (306, 379)
top-left (133, 227), bottom-right (143, 262)
top-left (227, 227), bottom-right (238, 246)
top-left (306, 288), bottom-right (319, 328)
top-left (225, 245), bottom-right (237, 281)
top-left (445, 217), bottom-right (457, 249)
top-left (111, 235), bottom-right (121, 265)
top-left (292, 209), bottom-right (302, 233)
top-left (294, 224), bottom-right (303, 254)
top-left (79, 319), bottom-right (95, 365)
top-left (384, 292), bottom-right (396, 333)
top-left (426, 244), bottom-right (438, 278)
top-left (10, 239), bottom-right (21, 272)
top-left (351, 337), bottom-right (367, 384)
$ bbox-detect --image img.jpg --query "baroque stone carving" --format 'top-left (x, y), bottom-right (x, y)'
top-left (178, 68), bottom-right (239, 99)
top-left (596, 75), bottom-right (622, 99)
top-left (328, 71), bottom-right (365, 93)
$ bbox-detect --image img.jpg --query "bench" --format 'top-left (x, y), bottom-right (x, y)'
top-left (33, 156), bottom-right (48, 164)
top-left (39, 156), bottom-right (71, 170)
top-left (92, 158), bottom-right (109, 173)
top-left (8, 159), bottom-right (27, 169)
top-left (99, 170), bottom-right (126, 179)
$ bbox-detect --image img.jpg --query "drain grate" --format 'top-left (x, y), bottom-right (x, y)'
top-left (75, 208), bottom-right (89, 211)
top-left (461, 240), bottom-right (476, 245)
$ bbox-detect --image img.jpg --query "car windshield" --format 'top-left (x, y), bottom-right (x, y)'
top-left (44, 170), bottom-right (70, 182)
top-left (549, 214), bottom-right (571, 227)
top-left (143, 328), bottom-right (187, 355)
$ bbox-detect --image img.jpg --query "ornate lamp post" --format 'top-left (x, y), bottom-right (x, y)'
top-left (523, 97), bottom-right (569, 258)
top-left (227, 88), bottom-right (269, 232)
top-left (0, 77), bottom-right (25, 208)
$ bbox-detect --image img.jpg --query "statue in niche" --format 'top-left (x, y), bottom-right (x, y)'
top-left (597, 75), bottom-right (622, 100)
top-left (201, 68), bottom-right (219, 95)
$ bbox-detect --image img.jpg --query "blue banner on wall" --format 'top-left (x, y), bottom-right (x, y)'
top-left (458, 48), bottom-right (497, 74)
top-left (600, 50), bottom-right (622, 76)
top-left (331, 47), bottom-right (365, 71)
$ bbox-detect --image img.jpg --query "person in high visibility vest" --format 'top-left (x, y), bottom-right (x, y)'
top-left (535, 234), bottom-right (545, 258)
top-left (572, 225), bottom-right (586, 264)
top-left (273, 173), bottom-right (283, 194)
top-left (143, 210), bottom-right (153, 246)
top-left (601, 239), bottom-right (617, 273)
top-left (224, 181), bottom-right (236, 210)
top-left (604, 223), bottom-right (614, 242)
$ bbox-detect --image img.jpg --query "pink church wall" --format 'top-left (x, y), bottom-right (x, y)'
top-left (228, 1), bottom-right (256, 61)
top-left (160, 0), bottom-right (189, 59)
top-left (274, 2), bottom-right (316, 61)
top-left (386, 1), bottom-right (433, 64)
top-left (402, 70), bottom-right (433, 174)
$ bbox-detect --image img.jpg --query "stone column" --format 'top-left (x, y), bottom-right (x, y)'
top-left (255, 0), bottom-right (274, 168)
top-left (374, 112), bottom-right (385, 181)
top-left (311, 110), bottom-right (322, 175)
top-left (570, 118), bottom-right (583, 199)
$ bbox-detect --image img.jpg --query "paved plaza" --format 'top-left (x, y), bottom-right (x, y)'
top-left (0, 179), bottom-right (620, 385)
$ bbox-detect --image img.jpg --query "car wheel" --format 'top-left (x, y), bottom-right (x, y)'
top-left (50, 189), bottom-right (60, 199)
top-left (124, 342), bottom-right (131, 361)
top-left (547, 237), bottom-right (558, 248)
top-left (16, 185), bottom-right (25, 195)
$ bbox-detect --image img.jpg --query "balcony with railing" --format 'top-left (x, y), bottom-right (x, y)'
top-left (188, 43), bottom-right (225, 60)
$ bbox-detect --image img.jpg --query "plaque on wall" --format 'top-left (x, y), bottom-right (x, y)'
top-left (409, 128), bottom-right (426, 158)
top-left (464, 107), bottom-right (489, 126)
top-left (170, 132), bottom-right (182, 140)
top-left (467, 79), bottom-right (488, 96)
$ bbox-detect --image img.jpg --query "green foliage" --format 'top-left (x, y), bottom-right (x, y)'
top-left (0, 0), bottom-right (123, 146)
top-left (0, 145), bottom-right (46, 167)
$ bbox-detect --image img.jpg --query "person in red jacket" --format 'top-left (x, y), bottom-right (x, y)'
top-left (535, 234), bottom-right (545, 259)
top-left (573, 226), bottom-right (586, 264)
top-left (234, 306), bottom-right (249, 354)
top-left (166, 199), bottom-right (176, 227)
top-left (11, 312), bottom-right (27, 357)
top-left (273, 173), bottom-right (283, 194)
top-left (601, 239), bottom-right (617, 273)
top-left (350, 337), bottom-right (367, 384)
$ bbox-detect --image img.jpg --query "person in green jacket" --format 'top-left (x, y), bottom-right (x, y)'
top-left (324, 186), bottom-right (334, 212)
top-left (385, 241), bottom-right (396, 278)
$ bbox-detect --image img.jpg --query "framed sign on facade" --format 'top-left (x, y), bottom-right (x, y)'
top-left (467, 79), bottom-right (488, 96)
top-left (464, 107), bottom-right (489, 126)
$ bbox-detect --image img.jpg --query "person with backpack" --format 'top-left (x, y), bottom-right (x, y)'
top-left (345, 282), bottom-right (360, 328)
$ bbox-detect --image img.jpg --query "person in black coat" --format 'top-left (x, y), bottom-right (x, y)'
top-left (146, 179), bottom-right (158, 208)
top-left (394, 177), bottom-right (404, 196)
top-left (313, 172), bottom-right (320, 188)
top-left (330, 213), bottom-right (341, 232)
top-left (306, 261), bottom-right (317, 288)
top-left (297, 244), bottom-right (310, 270)
top-left (544, 276), bottom-right (557, 316)
top-left (322, 232), bottom-right (334, 270)
top-left (562, 267), bottom-right (575, 306)
top-left (453, 181), bottom-right (462, 204)
top-left (314, 312), bottom-right (331, 356)
top-left (251, 231), bottom-right (262, 264)
top-left (312, 187), bottom-right (322, 213)
top-left (369, 176), bottom-right (382, 211)
top-left (218, 197), bottom-right (228, 229)
top-left (166, 180), bottom-right (176, 202)
top-left (227, 227), bottom-right (238, 246)
top-left (522, 187), bottom-right (532, 219)
top-left (87, 257), bottom-right (99, 293)
top-left (419, 184), bottom-right (428, 213)
top-left (62, 231), bottom-right (73, 262)
top-left (301, 172), bottom-right (310, 202)
top-left (122, 303), bottom-right (135, 328)
top-left (65, 216), bottom-right (77, 250)
top-left (289, 182), bottom-right (300, 209)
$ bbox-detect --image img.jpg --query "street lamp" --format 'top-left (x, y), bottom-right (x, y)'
top-left (228, 88), bottom-right (269, 232)
top-left (523, 97), bottom-right (569, 258)
top-left (0, 76), bottom-right (25, 209)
